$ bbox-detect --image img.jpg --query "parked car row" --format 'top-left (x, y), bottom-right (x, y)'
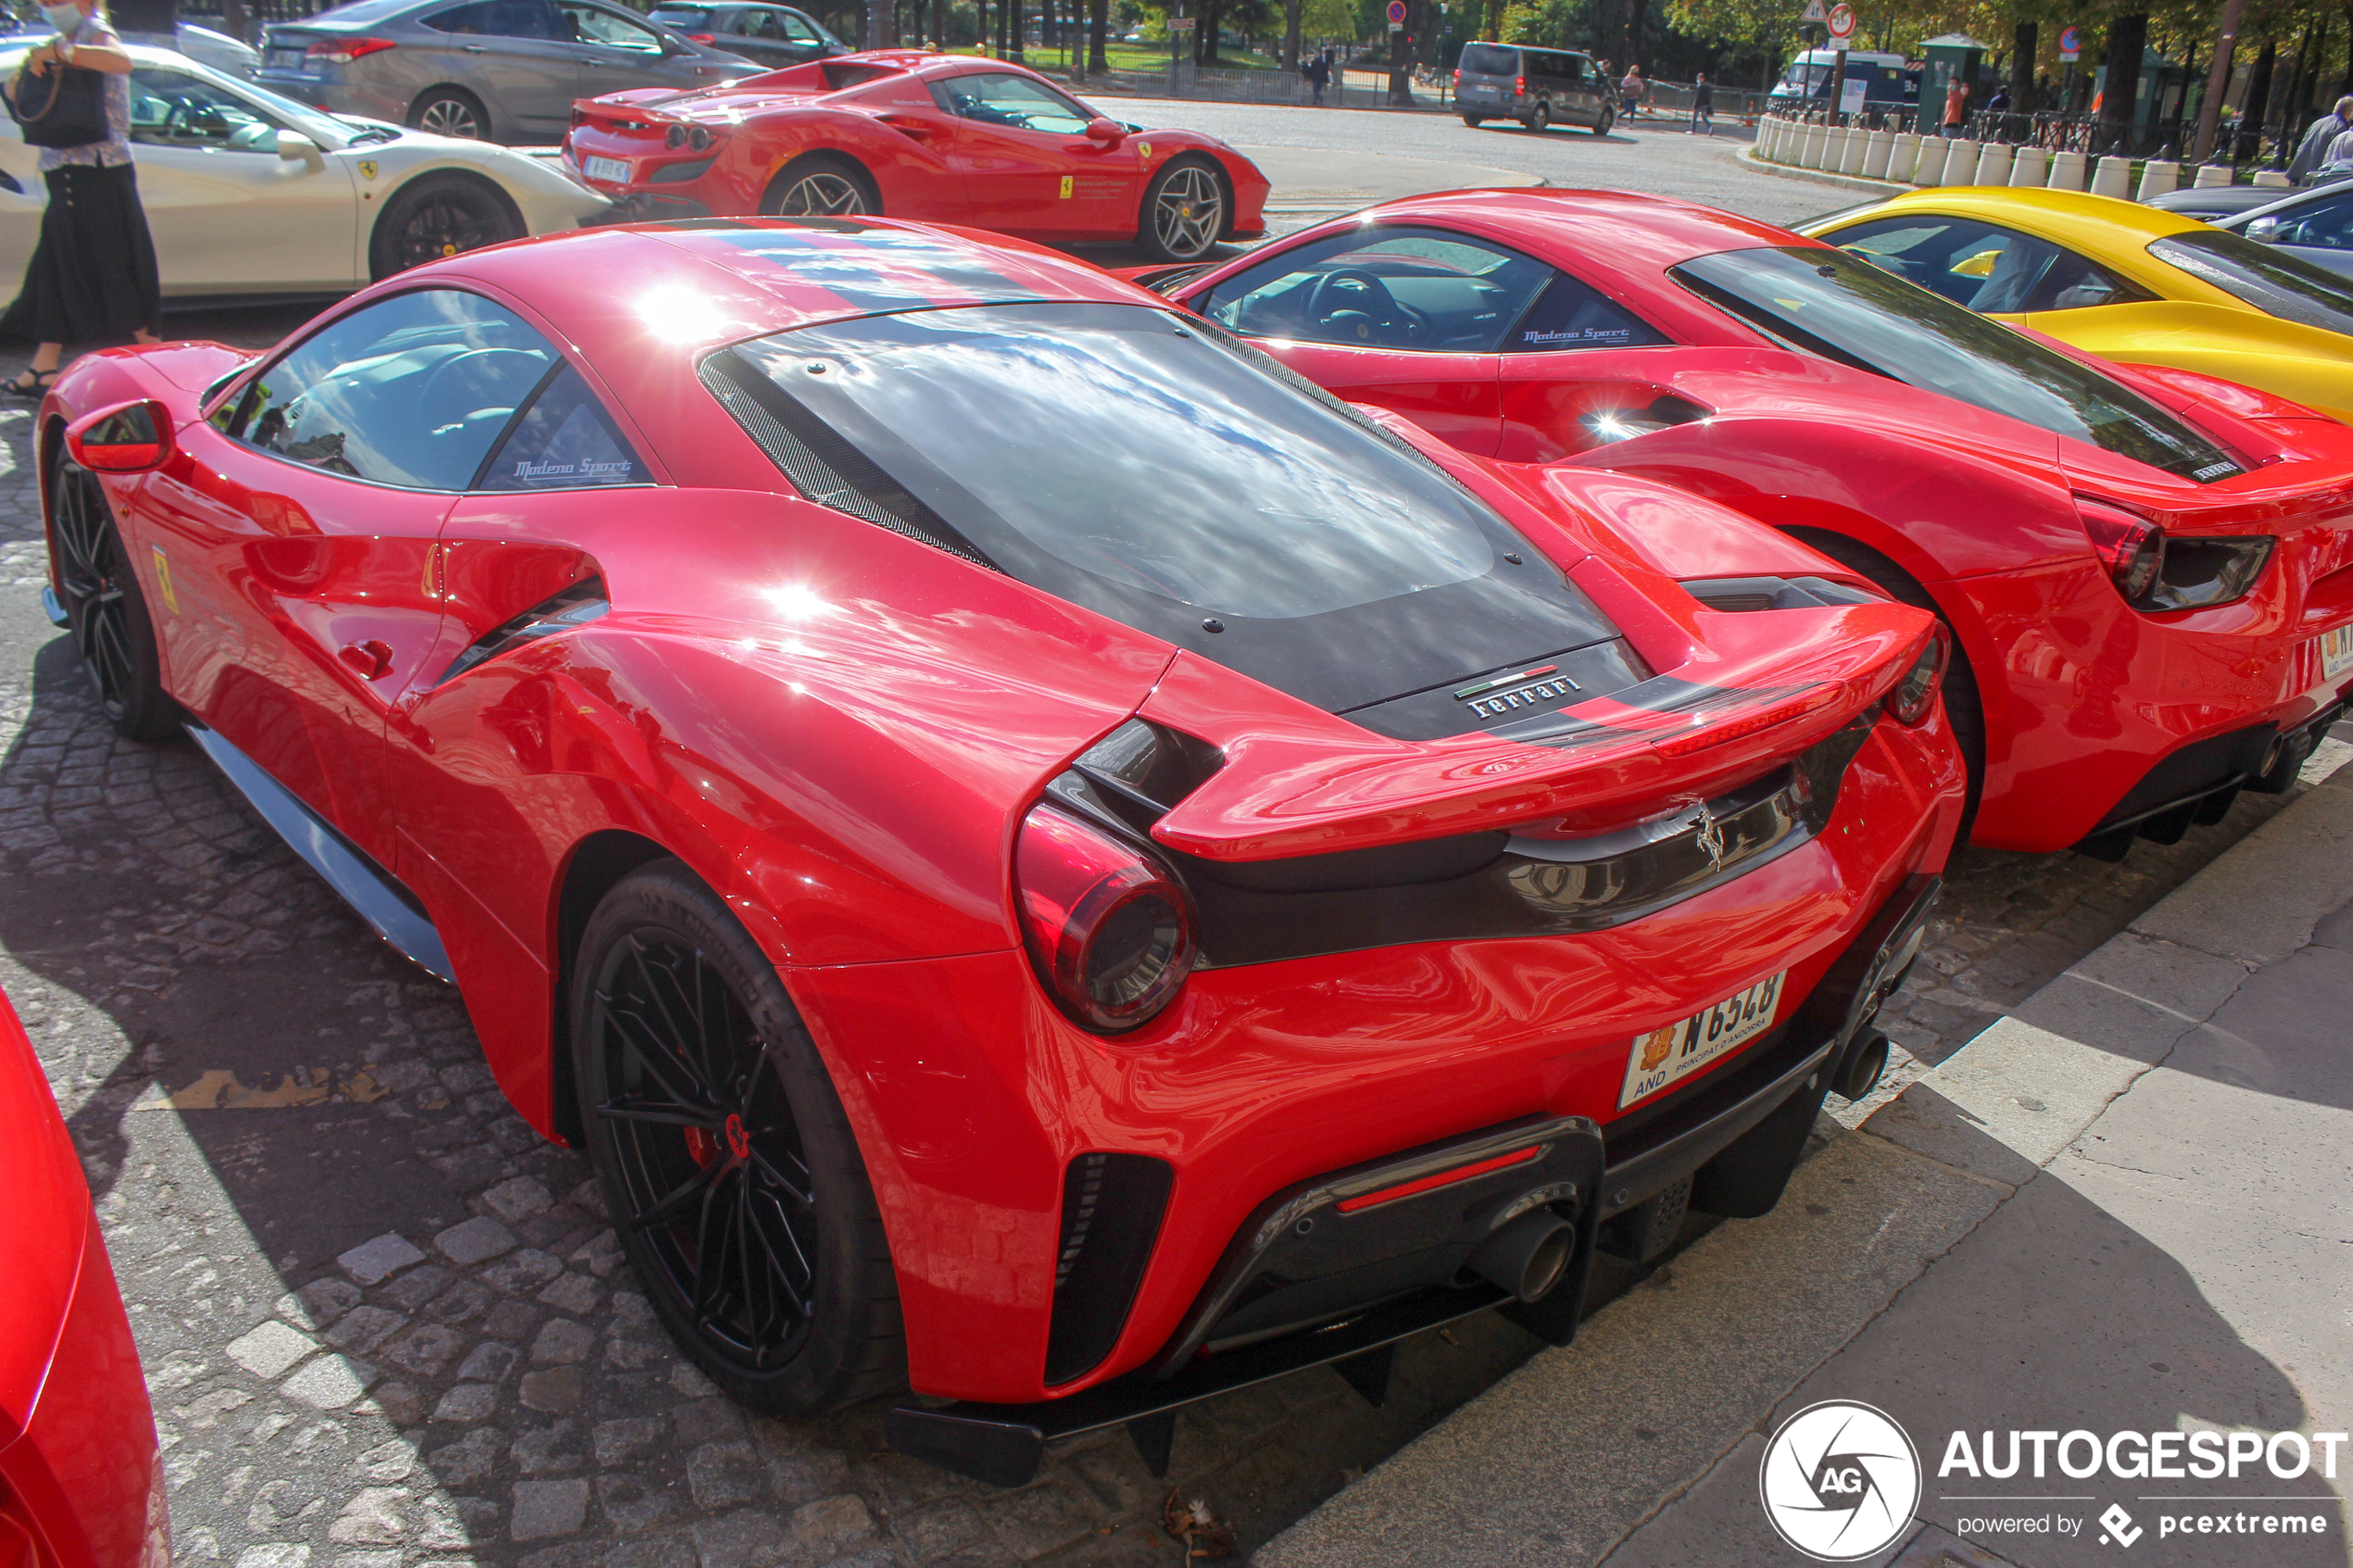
top-left (19, 42), bottom-right (2353, 1546)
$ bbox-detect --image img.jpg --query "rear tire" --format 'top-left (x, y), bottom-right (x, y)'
top-left (1462, 113), bottom-right (1485, 127)
top-left (368, 173), bottom-right (523, 281)
top-left (759, 153), bottom-right (879, 218)
top-left (407, 86), bottom-right (489, 141)
top-left (1591, 105), bottom-right (1615, 135)
top-left (1521, 101), bottom-right (1550, 132)
top-left (571, 860), bottom-right (906, 1416)
top-left (44, 451), bottom-right (176, 743)
top-left (1785, 526), bottom-right (1988, 836)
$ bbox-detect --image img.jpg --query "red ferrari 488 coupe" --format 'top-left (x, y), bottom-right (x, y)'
top-left (562, 50), bottom-right (1269, 262)
top-left (39, 217), bottom-right (1960, 1483)
top-left (1, 987), bottom-right (170, 1568)
top-left (1132, 190), bottom-right (2353, 859)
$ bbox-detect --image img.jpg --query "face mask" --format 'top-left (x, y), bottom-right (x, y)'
top-left (43, 5), bottom-right (82, 32)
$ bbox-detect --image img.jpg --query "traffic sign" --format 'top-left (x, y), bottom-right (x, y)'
top-left (2057, 24), bottom-right (2082, 60)
top-left (1799, 0), bottom-right (1824, 22)
top-left (1168, 15), bottom-right (1193, 27)
top-left (1387, 1), bottom-right (1406, 23)
top-left (1827, 3), bottom-right (1855, 43)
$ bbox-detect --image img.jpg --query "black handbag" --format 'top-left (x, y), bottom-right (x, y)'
top-left (8, 57), bottom-right (107, 149)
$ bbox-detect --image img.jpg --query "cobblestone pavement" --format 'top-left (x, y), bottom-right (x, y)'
top-left (5, 285), bottom-right (2347, 1568)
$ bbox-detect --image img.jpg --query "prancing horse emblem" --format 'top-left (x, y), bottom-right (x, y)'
top-left (1692, 800), bottom-right (1725, 871)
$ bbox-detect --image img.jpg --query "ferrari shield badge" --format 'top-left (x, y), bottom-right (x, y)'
top-left (1059, 175), bottom-right (1074, 199)
top-left (1136, 141), bottom-right (1151, 160)
top-left (359, 159), bottom-right (378, 180)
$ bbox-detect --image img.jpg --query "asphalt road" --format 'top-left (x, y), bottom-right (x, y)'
top-left (1, 102), bottom-right (2335, 1568)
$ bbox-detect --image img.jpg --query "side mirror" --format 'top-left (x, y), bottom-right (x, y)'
top-left (274, 129), bottom-right (325, 169)
top-left (2246, 216), bottom-right (2282, 242)
top-left (1084, 116), bottom-right (1126, 144)
top-left (66, 398), bottom-right (174, 472)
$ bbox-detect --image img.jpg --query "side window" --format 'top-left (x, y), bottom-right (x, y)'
top-left (2267, 194), bottom-right (2353, 250)
top-left (476, 364), bottom-right (648, 491)
top-left (566, 3), bottom-right (665, 49)
top-left (935, 72), bottom-right (1091, 134)
top-left (779, 11), bottom-right (824, 42)
top-left (736, 9), bottom-right (779, 36)
top-left (1201, 225), bottom-right (1555, 352)
top-left (129, 68), bottom-right (283, 150)
top-left (231, 289), bottom-right (559, 490)
top-left (1504, 271), bottom-right (1669, 352)
top-left (1831, 215), bottom-right (2064, 313)
top-left (427, 0), bottom-right (560, 36)
top-left (2027, 250), bottom-right (2154, 312)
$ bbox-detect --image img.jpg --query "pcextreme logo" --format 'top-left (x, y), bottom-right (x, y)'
top-left (1759, 1400), bottom-right (1923, 1562)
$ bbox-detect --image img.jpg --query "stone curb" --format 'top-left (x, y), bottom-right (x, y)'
top-left (1736, 144), bottom-right (1907, 196)
top-left (1254, 753), bottom-right (2353, 1568)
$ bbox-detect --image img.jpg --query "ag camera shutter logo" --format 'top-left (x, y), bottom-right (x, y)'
top-left (1759, 1400), bottom-right (1922, 1561)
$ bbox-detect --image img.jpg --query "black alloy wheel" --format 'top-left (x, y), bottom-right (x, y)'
top-left (45, 454), bottom-right (176, 741)
top-left (371, 174), bottom-right (523, 281)
top-left (408, 86), bottom-right (488, 140)
top-left (573, 862), bottom-right (904, 1413)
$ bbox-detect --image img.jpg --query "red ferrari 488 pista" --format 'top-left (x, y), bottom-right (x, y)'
top-left (0, 986), bottom-right (170, 1568)
top-left (563, 50), bottom-right (1269, 262)
top-left (39, 218), bottom-right (1960, 1482)
top-left (1133, 190), bottom-right (2353, 859)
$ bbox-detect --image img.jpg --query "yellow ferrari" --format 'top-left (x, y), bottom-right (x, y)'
top-left (1799, 188), bottom-right (2353, 422)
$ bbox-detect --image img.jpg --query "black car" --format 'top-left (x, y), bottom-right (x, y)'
top-left (645, 1), bottom-right (843, 66)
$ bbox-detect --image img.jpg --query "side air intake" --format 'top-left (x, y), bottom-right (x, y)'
top-left (1044, 1151), bottom-right (1174, 1386)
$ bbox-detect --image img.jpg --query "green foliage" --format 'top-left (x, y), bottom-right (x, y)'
top-left (1301, 0), bottom-right (1357, 36)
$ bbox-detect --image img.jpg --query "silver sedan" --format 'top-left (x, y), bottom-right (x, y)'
top-left (257, 0), bottom-right (755, 144)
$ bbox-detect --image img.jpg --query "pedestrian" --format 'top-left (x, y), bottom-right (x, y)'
top-left (2291, 94), bottom-right (2353, 182)
top-left (1306, 49), bottom-right (1328, 105)
top-left (1689, 70), bottom-right (1713, 134)
top-left (1940, 72), bottom-right (1968, 137)
top-left (1620, 62), bottom-right (1643, 121)
top-left (1986, 81), bottom-right (2009, 113)
top-left (0, 0), bottom-right (158, 395)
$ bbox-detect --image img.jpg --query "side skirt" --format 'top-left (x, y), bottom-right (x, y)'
top-left (182, 720), bottom-right (456, 984)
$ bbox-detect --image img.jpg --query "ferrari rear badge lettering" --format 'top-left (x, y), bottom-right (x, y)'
top-left (1060, 176), bottom-right (1075, 199)
top-left (150, 546), bottom-right (177, 614)
top-left (1456, 664), bottom-right (1579, 719)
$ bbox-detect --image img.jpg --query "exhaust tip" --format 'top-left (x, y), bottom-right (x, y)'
top-left (1468, 1210), bottom-right (1574, 1303)
top-left (1831, 1029), bottom-right (1891, 1103)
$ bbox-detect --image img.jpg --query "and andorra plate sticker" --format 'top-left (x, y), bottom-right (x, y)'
top-left (1619, 971), bottom-right (1787, 1109)
top-left (2319, 625), bottom-right (2353, 682)
top-left (584, 156), bottom-right (632, 185)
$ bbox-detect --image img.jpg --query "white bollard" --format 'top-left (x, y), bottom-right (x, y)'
top-left (1973, 143), bottom-right (2013, 185)
top-left (1912, 135), bottom-right (1953, 185)
top-left (2253, 169), bottom-right (2292, 188)
top-left (1822, 125), bottom-right (1852, 171)
top-left (2090, 156), bottom-right (2134, 198)
top-left (2136, 159), bottom-right (2180, 199)
top-left (1839, 125), bottom-right (1869, 175)
top-left (2046, 149), bottom-right (2088, 190)
top-left (1861, 130), bottom-right (1894, 180)
top-left (1800, 120), bottom-right (1829, 169)
top-left (1887, 132), bottom-right (1919, 182)
top-left (1760, 117), bottom-right (1783, 159)
top-left (1937, 139), bottom-right (1980, 186)
top-left (2193, 162), bottom-right (2233, 188)
top-left (2008, 145), bottom-right (2049, 186)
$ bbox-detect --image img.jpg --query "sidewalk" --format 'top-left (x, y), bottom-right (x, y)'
top-left (1258, 748), bottom-right (2353, 1567)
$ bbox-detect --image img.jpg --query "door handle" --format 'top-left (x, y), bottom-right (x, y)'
top-left (339, 640), bottom-right (395, 681)
top-left (461, 43), bottom-right (487, 51)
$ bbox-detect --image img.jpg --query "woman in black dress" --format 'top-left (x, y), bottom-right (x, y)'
top-left (1, 0), bottom-right (160, 396)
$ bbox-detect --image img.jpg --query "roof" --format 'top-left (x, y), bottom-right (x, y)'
top-left (1856, 186), bottom-right (2210, 240)
top-left (1343, 188), bottom-right (1806, 274)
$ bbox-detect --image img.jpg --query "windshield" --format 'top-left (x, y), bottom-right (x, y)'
top-left (709, 300), bottom-right (1621, 715)
top-left (2148, 229), bottom-right (2353, 336)
top-left (1459, 44), bottom-right (1516, 75)
top-left (1672, 246), bottom-right (2246, 483)
top-left (1779, 62), bottom-right (1828, 90)
top-left (648, 4), bottom-right (713, 20)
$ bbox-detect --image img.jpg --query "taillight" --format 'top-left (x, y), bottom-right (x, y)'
top-left (306, 36), bottom-right (394, 61)
top-left (1015, 803), bottom-right (1195, 1034)
top-left (1515, 73), bottom-right (1526, 94)
top-left (2078, 499), bottom-right (2274, 611)
top-left (686, 31), bottom-right (716, 41)
top-left (1883, 623), bottom-right (1949, 725)
top-left (2078, 500), bottom-right (2162, 604)
top-left (1452, 68), bottom-right (1461, 85)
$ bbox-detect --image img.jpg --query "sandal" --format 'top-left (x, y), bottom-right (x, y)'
top-left (3, 369), bottom-right (58, 398)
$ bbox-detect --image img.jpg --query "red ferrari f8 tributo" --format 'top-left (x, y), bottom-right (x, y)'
top-left (563, 50), bottom-right (1269, 261)
top-left (1132, 189), bottom-right (2353, 859)
top-left (38, 217), bottom-right (1960, 1483)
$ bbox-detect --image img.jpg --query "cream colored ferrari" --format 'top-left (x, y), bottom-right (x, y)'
top-left (0, 43), bottom-right (610, 299)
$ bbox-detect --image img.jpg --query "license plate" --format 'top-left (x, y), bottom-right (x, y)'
top-left (583, 155), bottom-right (632, 184)
top-left (1619, 972), bottom-right (1788, 1109)
top-left (2320, 625), bottom-right (2353, 682)
top-left (265, 47), bottom-right (307, 69)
